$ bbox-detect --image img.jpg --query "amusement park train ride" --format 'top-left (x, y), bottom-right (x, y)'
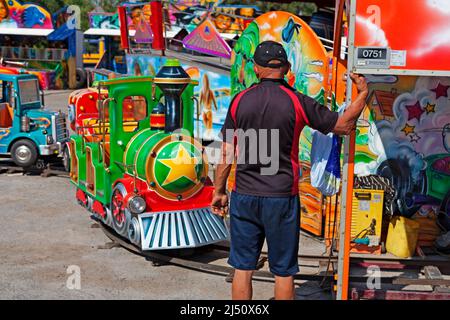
top-left (68, 59), bottom-right (229, 250)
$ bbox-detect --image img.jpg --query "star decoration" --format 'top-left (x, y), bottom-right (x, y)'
top-left (158, 145), bottom-right (199, 186)
top-left (424, 103), bottom-right (436, 114)
top-left (405, 101), bottom-right (424, 121)
top-left (409, 133), bottom-right (421, 143)
top-left (431, 82), bottom-right (450, 99)
top-left (402, 123), bottom-right (415, 136)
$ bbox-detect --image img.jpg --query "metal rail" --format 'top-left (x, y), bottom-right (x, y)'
top-left (0, 163), bottom-right (69, 177)
top-left (98, 222), bottom-right (443, 286)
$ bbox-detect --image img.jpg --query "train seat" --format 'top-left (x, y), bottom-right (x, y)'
top-left (81, 118), bottom-right (139, 135)
top-left (0, 103), bottom-right (13, 128)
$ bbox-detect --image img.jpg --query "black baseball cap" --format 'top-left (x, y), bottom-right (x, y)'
top-left (253, 41), bottom-right (289, 68)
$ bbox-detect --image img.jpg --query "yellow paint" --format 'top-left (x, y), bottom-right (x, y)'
top-left (83, 38), bottom-right (105, 65)
top-left (401, 123), bottom-right (415, 136)
top-left (425, 103), bottom-right (436, 114)
top-left (386, 216), bottom-right (420, 258)
top-left (158, 145), bottom-right (199, 186)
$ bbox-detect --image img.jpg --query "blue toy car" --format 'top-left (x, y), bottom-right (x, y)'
top-left (0, 71), bottom-right (69, 169)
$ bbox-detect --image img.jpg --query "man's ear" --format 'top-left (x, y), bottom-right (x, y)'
top-left (284, 62), bottom-right (291, 75)
top-left (253, 64), bottom-right (259, 77)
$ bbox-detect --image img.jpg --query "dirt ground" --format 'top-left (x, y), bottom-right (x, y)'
top-left (0, 91), bottom-right (331, 300)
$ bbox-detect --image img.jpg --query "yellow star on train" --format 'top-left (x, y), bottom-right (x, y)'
top-left (158, 144), bottom-right (199, 186)
top-left (401, 123), bottom-right (415, 136)
top-left (424, 103), bottom-right (436, 114)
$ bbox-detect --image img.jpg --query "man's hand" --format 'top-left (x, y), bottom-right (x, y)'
top-left (333, 73), bottom-right (369, 135)
top-left (349, 72), bottom-right (368, 94)
top-left (211, 192), bottom-right (229, 217)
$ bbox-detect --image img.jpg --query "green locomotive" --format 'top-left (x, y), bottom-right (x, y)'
top-left (69, 59), bottom-right (229, 250)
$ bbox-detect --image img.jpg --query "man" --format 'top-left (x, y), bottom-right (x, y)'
top-left (211, 40), bottom-right (368, 300)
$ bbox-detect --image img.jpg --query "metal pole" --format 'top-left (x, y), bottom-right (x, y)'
top-left (336, 0), bottom-right (357, 301)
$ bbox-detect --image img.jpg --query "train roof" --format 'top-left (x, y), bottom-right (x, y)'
top-left (98, 76), bottom-right (154, 87)
top-left (98, 75), bottom-right (198, 87)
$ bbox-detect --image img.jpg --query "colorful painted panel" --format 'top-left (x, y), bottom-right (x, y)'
top-left (354, 75), bottom-right (450, 216)
top-left (126, 54), bottom-right (230, 141)
top-left (354, 0), bottom-right (450, 74)
top-left (0, 0), bottom-right (53, 29)
top-left (168, 1), bottom-right (259, 34)
top-left (182, 19), bottom-right (231, 58)
top-left (126, 3), bottom-right (153, 43)
top-left (89, 12), bottom-right (120, 29)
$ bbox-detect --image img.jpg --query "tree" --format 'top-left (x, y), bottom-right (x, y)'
top-left (97, 0), bottom-right (122, 13)
top-left (221, 0), bottom-right (317, 16)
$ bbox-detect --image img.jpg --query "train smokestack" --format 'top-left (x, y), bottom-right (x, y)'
top-left (154, 59), bottom-right (191, 133)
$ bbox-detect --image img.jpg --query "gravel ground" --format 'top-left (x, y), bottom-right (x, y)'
top-left (0, 90), bottom-right (330, 300)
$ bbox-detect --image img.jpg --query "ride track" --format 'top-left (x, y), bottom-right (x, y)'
top-left (0, 161), bottom-right (69, 177)
top-left (98, 220), bottom-right (450, 287)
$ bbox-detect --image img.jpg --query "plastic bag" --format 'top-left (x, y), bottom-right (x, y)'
top-left (310, 131), bottom-right (341, 196)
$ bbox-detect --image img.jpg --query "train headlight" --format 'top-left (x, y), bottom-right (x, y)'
top-left (128, 195), bottom-right (146, 214)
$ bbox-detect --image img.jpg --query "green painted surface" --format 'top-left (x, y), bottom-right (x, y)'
top-left (71, 60), bottom-right (198, 206)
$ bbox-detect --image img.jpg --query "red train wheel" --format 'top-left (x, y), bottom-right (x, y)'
top-left (76, 189), bottom-right (88, 208)
top-left (110, 183), bottom-right (131, 237)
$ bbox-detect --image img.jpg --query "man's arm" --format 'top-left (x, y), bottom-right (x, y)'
top-left (332, 73), bottom-right (368, 135)
top-left (211, 141), bottom-right (234, 216)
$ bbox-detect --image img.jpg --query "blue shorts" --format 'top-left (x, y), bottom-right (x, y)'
top-left (228, 191), bottom-right (300, 277)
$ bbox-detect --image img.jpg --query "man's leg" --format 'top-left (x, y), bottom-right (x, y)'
top-left (262, 195), bottom-right (300, 300)
top-left (227, 192), bottom-right (264, 300)
top-left (274, 275), bottom-right (295, 300)
top-left (232, 269), bottom-right (254, 300)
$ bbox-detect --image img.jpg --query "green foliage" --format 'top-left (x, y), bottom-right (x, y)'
top-left (97, 0), bottom-right (122, 13)
top-left (221, 0), bottom-right (317, 16)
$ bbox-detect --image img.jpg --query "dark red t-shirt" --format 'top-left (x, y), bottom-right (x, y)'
top-left (221, 78), bottom-right (338, 197)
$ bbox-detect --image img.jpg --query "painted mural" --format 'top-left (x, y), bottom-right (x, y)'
top-left (126, 54), bottom-right (230, 141)
top-left (182, 18), bottom-right (232, 58)
top-left (126, 3), bottom-right (153, 43)
top-left (168, 0), bottom-right (259, 34)
top-left (356, 76), bottom-right (450, 216)
top-left (0, 0), bottom-right (53, 29)
top-left (89, 12), bottom-right (120, 30)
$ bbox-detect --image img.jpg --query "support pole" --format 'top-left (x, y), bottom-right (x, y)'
top-left (118, 6), bottom-right (130, 52)
top-left (151, 1), bottom-right (166, 52)
top-left (336, 0), bottom-right (357, 300)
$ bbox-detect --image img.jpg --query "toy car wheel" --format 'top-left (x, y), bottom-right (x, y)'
top-left (110, 183), bottom-right (131, 237)
top-left (62, 147), bottom-right (70, 172)
top-left (10, 139), bottom-right (38, 168)
top-left (75, 69), bottom-right (87, 89)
